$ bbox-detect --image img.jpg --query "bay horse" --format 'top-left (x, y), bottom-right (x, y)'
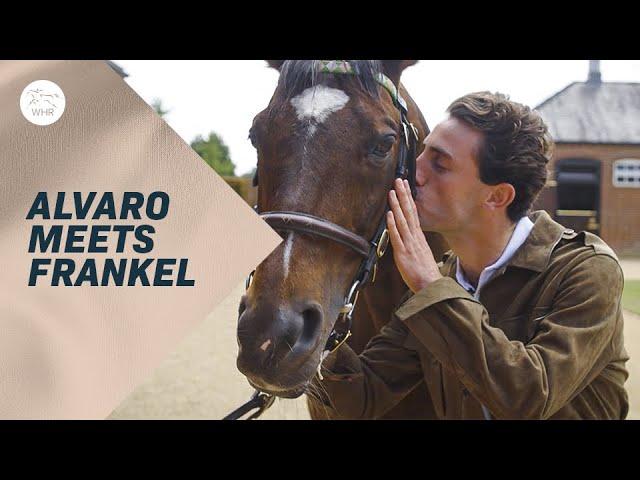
top-left (236, 60), bottom-right (448, 419)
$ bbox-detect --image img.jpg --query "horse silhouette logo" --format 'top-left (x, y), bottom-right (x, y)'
top-left (20, 80), bottom-right (66, 126)
top-left (26, 88), bottom-right (61, 110)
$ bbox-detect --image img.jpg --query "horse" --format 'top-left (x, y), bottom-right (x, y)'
top-left (236, 60), bottom-right (448, 419)
top-left (27, 89), bottom-right (60, 109)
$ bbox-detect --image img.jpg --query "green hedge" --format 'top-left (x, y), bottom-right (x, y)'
top-left (222, 176), bottom-right (255, 205)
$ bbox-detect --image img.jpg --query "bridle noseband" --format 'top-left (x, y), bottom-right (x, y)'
top-left (225, 61), bottom-right (420, 420)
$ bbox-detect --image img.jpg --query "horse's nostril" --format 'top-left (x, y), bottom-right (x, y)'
top-left (300, 303), bottom-right (323, 345)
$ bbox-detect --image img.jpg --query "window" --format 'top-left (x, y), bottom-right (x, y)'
top-left (613, 159), bottom-right (640, 188)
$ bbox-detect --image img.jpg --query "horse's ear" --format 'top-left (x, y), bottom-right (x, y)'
top-left (266, 60), bottom-right (286, 71)
top-left (380, 60), bottom-right (418, 85)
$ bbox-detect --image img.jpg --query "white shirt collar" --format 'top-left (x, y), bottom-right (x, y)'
top-left (455, 215), bottom-right (535, 298)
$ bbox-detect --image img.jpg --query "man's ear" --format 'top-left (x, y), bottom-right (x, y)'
top-left (485, 183), bottom-right (516, 212)
top-left (266, 60), bottom-right (286, 71)
top-left (380, 60), bottom-right (418, 85)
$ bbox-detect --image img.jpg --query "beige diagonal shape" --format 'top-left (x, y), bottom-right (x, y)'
top-left (0, 60), bottom-right (281, 419)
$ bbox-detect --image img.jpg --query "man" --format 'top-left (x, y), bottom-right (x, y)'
top-left (312, 91), bottom-right (629, 420)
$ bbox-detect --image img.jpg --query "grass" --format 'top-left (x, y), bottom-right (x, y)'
top-left (623, 280), bottom-right (640, 315)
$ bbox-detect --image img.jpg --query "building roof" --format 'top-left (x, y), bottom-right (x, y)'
top-left (106, 61), bottom-right (128, 78)
top-left (535, 81), bottom-right (640, 145)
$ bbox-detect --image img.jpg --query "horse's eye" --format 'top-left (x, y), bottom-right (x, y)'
top-left (371, 135), bottom-right (395, 158)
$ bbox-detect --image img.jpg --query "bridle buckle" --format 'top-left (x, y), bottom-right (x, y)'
top-left (340, 280), bottom-right (360, 319)
top-left (376, 229), bottom-right (389, 258)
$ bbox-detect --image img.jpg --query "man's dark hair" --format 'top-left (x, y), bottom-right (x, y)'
top-left (447, 91), bottom-right (554, 222)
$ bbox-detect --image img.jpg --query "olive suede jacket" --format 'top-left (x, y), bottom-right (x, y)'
top-left (310, 210), bottom-right (630, 420)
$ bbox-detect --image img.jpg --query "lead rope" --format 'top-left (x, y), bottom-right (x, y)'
top-left (222, 389), bottom-right (276, 420)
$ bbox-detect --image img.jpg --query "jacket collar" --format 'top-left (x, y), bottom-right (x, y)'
top-left (508, 210), bottom-right (566, 272)
top-left (439, 210), bottom-right (566, 275)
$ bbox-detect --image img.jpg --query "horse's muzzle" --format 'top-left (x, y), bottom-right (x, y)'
top-left (236, 297), bottom-right (324, 391)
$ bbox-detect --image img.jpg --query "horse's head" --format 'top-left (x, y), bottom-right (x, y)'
top-left (237, 60), bottom-right (426, 397)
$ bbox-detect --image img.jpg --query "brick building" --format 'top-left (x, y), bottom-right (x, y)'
top-left (534, 61), bottom-right (640, 256)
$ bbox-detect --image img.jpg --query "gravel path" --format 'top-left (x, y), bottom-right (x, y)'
top-left (108, 281), bottom-right (310, 420)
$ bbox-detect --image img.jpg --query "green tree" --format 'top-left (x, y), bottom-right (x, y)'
top-left (151, 98), bottom-right (170, 118)
top-left (190, 132), bottom-right (236, 176)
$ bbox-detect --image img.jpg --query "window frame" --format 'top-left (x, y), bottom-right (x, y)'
top-left (612, 158), bottom-right (640, 188)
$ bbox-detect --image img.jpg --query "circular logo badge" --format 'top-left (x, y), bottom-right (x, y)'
top-left (20, 80), bottom-right (66, 126)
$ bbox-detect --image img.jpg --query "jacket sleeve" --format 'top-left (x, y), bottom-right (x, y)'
top-left (394, 254), bottom-right (625, 419)
top-left (307, 315), bottom-right (424, 419)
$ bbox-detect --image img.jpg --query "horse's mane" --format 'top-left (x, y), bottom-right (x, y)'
top-left (278, 60), bottom-right (382, 100)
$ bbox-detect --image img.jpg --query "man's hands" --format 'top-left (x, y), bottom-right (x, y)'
top-left (387, 179), bottom-right (442, 293)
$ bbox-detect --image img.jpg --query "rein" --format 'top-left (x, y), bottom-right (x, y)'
top-left (224, 60), bottom-right (419, 420)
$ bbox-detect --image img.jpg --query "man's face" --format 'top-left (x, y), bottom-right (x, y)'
top-left (414, 116), bottom-right (491, 233)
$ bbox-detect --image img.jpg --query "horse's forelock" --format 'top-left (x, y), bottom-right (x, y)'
top-left (278, 60), bottom-right (382, 100)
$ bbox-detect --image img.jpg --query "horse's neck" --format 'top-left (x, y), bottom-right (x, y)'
top-left (349, 232), bottom-right (448, 354)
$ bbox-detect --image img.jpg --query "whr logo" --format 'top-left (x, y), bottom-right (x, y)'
top-left (31, 108), bottom-right (55, 117)
top-left (20, 80), bottom-right (66, 126)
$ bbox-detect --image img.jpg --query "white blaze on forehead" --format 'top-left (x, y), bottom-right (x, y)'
top-left (290, 85), bottom-right (349, 125)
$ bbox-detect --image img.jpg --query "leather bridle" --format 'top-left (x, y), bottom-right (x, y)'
top-left (224, 61), bottom-right (420, 420)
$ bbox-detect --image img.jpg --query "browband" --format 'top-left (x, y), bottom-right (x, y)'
top-left (317, 60), bottom-right (408, 112)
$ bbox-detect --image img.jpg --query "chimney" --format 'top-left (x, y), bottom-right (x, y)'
top-left (588, 60), bottom-right (601, 84)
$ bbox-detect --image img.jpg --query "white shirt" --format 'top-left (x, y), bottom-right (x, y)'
top-left (455, 215), bottom-right (535, 298)
top-left (453, 215), bottom-right (535, 419)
